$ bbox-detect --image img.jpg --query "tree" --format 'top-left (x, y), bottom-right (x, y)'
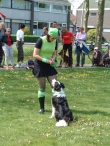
top-left (84, 0), bottom-right (89, 33)
top-left (95, 0), bottom-right (105, 50)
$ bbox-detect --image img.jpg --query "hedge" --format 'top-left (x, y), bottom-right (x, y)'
top-left (11, 35), bottom-right (40, 43)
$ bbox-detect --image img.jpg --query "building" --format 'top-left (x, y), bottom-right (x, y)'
top-left (0, 0), bottom-right (71, 35)
top-left (75, 0), bottom-right (110, 41)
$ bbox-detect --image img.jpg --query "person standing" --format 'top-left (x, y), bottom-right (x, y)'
top-left (61, 27), bottom-right (74, 68)
top-left (75, 27), bottom-right (87, 67)
top-left (16, 24), bottom-right (25, 68)
top-left (52, 21), bottom-right (60, 53)
top-left (33, 28), bottom-right (58, 114)
top-left (0, 22), bottom-right (5, 67)
top-left (1, 28), bottom-right (15, 70)
top-left (41, 27), bottom-right (48, 36)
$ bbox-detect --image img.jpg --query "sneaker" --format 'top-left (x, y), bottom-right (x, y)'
top-left (15, 63), bottom-right (20, 68)
top-left (75, 64), bottom-right (80, 67)
top-left (39, 109), bottom-right (44, 114)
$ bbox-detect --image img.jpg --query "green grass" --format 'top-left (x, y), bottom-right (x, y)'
top-left (0, 68), bottom-right (110, 146)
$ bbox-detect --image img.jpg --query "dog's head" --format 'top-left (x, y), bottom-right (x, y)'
top-left (52, 79), bottom-right (65, 92)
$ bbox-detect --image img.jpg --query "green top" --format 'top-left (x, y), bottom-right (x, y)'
top-left (39, 36), bottom-right (56, 59)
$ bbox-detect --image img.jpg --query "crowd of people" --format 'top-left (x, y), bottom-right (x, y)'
top-left (0, 21), bottom-right (110, 71)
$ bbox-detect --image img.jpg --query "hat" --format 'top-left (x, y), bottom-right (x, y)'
top-left (48, 28), bottom-right (58, 37)
top-left (94, 47), bottom-right (98, 50)
top-left (6, 28), bottom-right (11, 31)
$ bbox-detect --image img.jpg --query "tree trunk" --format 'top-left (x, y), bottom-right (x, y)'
top-left (95, 0), bottom-right (105, 50)
top-left (84, 0), bottom-right (89, 33)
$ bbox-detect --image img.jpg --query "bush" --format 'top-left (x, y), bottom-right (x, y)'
top-left (87, 29), bottom-right (96, 42)
top-left (11, 35), bottom-right (40, 43)
top-left (23, 27), bottom-right (31, 35)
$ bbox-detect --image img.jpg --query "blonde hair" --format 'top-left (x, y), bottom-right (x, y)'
top-left (61, 27), bottom-right (68, 33)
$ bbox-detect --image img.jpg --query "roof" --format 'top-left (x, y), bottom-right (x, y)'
top-left (33, 0), bottom-right (71, 6)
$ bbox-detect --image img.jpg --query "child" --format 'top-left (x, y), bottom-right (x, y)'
top-left (26, 56), bottom-right (34, 69)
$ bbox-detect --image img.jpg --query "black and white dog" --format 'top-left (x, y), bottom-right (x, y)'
top-left (50, 79), bottom-right (73, 127)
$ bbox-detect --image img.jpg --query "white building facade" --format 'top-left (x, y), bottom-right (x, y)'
top-left (0, 0), bottom-right (71, 35)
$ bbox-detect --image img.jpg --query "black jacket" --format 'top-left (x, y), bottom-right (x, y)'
top-left (1, 34), bottom-right (13, 45)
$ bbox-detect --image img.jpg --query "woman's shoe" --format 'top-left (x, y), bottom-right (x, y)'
top-left (12, 66), bottom-right (15, 69)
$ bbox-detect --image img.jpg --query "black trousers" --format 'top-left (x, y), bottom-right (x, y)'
top-left (63, 43), bottom-right (73, 67)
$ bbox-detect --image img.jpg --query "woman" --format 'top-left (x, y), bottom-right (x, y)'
top-left (1, 28), bottom-right (15, 70)
top-left (33, 28), bottom-right (58, 114)
top-left (61, 28), bottom-right (74, 68)
top-left (16, 24), bottom-right (25, 68)
top-left (75, 27), bottom-right (87, 67)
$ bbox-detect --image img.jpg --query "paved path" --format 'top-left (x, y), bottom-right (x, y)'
top-left (0, 64), bottom-right (104, 71)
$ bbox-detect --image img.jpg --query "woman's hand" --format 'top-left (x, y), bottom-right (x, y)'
top-left (47, 58), bottom-right (54, 64)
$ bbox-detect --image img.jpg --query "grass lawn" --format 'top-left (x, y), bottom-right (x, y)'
top-left (0, 67), bottom-right (110, 146)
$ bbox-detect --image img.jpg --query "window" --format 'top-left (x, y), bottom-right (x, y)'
top-left (95, 0), bottom-right (98, 2)
top-left (34, 2), bottom-right (50, 11)
top-left (103, 29), bottom-right (110, 33)
top-left (90, 13), bottom-right (97, 16)
top-left (52, 5), bottom-right (63, 13)
top-left (25, 1), bottom-right (31, 10)
top-left (0, 0), bottom-right (11, 8)
top-left (12, 0), bottom-right (25, 9)
top-left (11, 19), bottom-right (30, 34)
top-left (52, 5), bottom-right (67, 13)
top-left (38, 22), bottom-right (48, 35)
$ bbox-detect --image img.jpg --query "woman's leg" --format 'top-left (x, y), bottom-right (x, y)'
top-left (81, 52), bottom-right (85, 67)
top-left (47, 75), bottom-right (57, 88)
top-left (37, 77), bottom-right (46, 114)
top-left (76, 46), bottom-right (80, 66)
top-left (3, 45), bottom-right (9, 69)
top-left (68, 44), bottom-right (73, 67)
top-left (16, 42), bottom-right (24, 63)
top-left (9, 46), bottom-right (14, 66)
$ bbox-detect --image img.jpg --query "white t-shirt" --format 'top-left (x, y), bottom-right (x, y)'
top-left (16, 29), bottom-right (24, 41)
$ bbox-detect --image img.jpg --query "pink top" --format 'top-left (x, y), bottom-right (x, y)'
top-left (75, 32), bottom-right (86, 41)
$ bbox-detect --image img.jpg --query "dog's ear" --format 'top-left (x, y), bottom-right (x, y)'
top-left (60, 82), bottom-right (65, 89)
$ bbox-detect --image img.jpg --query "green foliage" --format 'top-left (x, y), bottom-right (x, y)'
top-left (23, 26), bottom-right (31, 35)
top-left (11, 35), bottom-right (39, 43)
top-left (87, 29), bottom-right (96, 42)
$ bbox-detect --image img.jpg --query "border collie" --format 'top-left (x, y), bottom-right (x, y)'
top-left (50, 79), bottom-right (73, 127)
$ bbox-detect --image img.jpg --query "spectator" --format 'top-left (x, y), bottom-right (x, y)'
top-left (61, 27), bottom-right (74, 68)
top-left (0, 22), bottom-right (5, 67)
top-left (52, 21), bottom-right (60, 53)
top-left (33, 28), bottom-right (58, 114)
top-left (92, 47), bottom-right (103, 67)
top-left (101, 48), bottom-right (110, 67)
top-left (41, 27), bottom-right (48, 36)
top-left (75, 27), bottom-right (87, 67)
top-left (16, 24), bottom-right (25, 68)
top-left (26, 55), bottom-right (34, 69)
top-left (1, 28), bottom-right (15, 70)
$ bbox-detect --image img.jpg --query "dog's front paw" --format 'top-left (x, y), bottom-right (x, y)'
top-left (49, 115), bottom-right (55, 118)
